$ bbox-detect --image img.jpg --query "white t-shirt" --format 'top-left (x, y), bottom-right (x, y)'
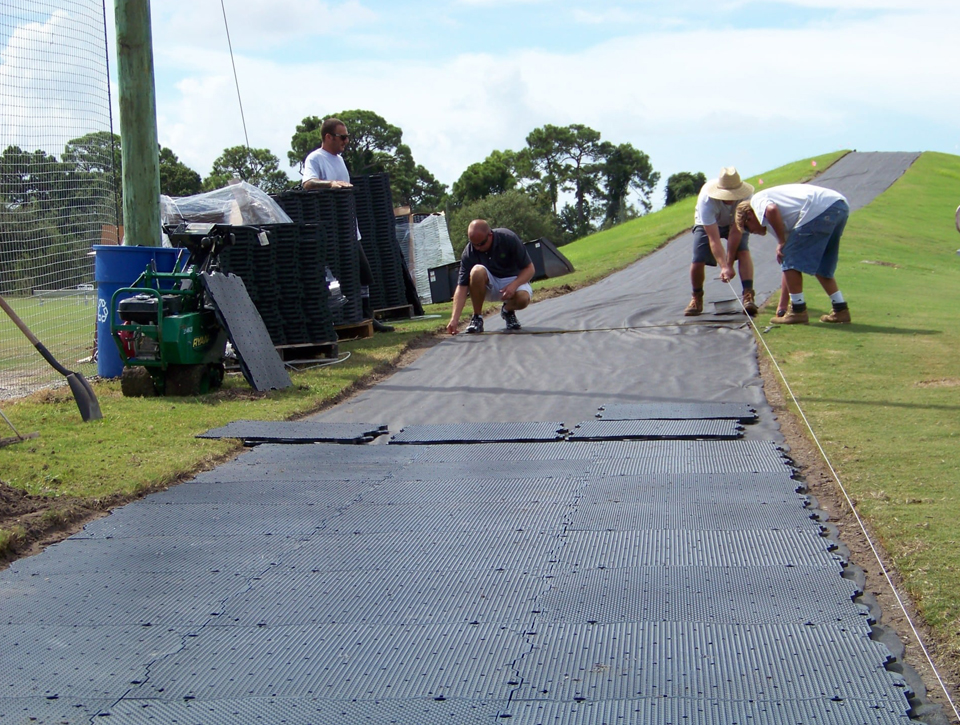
top-left (693, 186), bottom-right (737, 227)
top-left (750, 184), bottom-right (846, 233)
top-left (302, 147), bottom-right (350, 184)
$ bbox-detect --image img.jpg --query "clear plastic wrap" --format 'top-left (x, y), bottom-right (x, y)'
top-left (160, 181), bottom-right (294, 227)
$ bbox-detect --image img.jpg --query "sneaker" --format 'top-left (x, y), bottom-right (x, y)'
top-left (465, 314), bottom-right (484, 334)
top-left (771, 306), bottom-right (809, 325)
top-left (820, 308), bottom-right (851, 324)
top-left (742, 289), bottom-right (758, 316)
top-left (683, 293), bottom-right (704, 317)
top-left (501, 305), bottom-right (521, 331)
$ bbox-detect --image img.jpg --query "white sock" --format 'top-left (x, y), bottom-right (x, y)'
top-left (830, 291), bottom-right (845, 304)
top-left (789, 293), bottom-right (805, 306)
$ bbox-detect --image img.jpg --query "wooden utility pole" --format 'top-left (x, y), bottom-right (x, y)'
top-left (114, 0), bottom-right (160, 246)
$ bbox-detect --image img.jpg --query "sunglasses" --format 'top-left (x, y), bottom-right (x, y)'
top-left (332, 133), bottom-right (349, 140)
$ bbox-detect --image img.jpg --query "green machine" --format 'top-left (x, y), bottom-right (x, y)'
top-left (109, 223), bottom-right (241, 397)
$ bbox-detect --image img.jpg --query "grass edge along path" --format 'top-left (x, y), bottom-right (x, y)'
top-left (0, 149), bottom-right (848, 554)
top-left (752, 150), bottom-right (960, 706)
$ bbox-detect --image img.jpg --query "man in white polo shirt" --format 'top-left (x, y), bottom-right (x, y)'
top-left (735, 184), bottom-right (851, 324)
top-left (302, 118), bottom-right (394, 332)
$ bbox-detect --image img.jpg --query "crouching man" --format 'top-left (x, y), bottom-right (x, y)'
top-left (446, 220), bottom-right (535, 334)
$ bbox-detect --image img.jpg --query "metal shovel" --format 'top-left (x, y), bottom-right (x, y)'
top-left (0, 293), bottom-right (103, 422)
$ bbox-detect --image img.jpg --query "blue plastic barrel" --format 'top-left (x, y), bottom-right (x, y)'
top-left (93, 245), bottom-right (181, 378)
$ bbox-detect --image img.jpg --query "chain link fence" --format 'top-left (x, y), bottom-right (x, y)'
top-left (1, 0), bottom-right (118, 400)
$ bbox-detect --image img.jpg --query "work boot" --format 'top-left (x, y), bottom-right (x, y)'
top-left (742, 289), bottom-right (758, 316)
top-left (465, 314), bottom-right (484, 334)
top-left (683, 292), bottom-right (704, 317)
top-left (501, 305), bottom-right (521, 331)
top-left (372, 317), bottom-right (395, 333)
top-left (771, 305), bottom-right (809, 325)
top-left (820, 307), bottom-right (851, 324)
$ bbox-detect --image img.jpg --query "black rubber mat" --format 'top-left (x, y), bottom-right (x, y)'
top-left (569, 418), bottom-right (743, 440)
top-left (598, 401), bottom-right (758, 422)
top-left (198, 419), bottom-right (388, 444)
top-left (390, 421), bottom-right (567, 444)
top-left (0, 434), bottom-right (915, 723)
top-left (201, 271), bottom-right (292, 391)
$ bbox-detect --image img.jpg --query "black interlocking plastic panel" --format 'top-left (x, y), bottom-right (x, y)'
top-left (95, 697), bottom-right (501, 725)
top-left (219, 566), bottom-right (554, 627)
top-left (534, 566), bottom-right (866, 625)
top-left (570, 418), bottom-right (743, 440)
top-left (143, 622), bottom-right (525, 700)
top-left (500, 697), bottom-right (910, 724)
top-left (0, 569), bottom-right (251, 627)
top-left (0, 431), bottom-right (918, 724)
top-left (202, 271), bottom-right (292, 391)
top-left (598, 401), bottom-right (759, 422)
top-left (0, 623), bottom-right (185, 698)
top-left (357, 475), bottom-right (583, 505)
top-left (510, 622), bottom-right (908, 707)
top-left (390, 421), bottom-right (567, 444)
top-left (198, 420), bottom-right (387, 444)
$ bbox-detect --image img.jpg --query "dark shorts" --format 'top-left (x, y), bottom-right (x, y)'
top-left (782, 200), bottom-right (849, 277)
top-left (691, 225), bottom-right (751, 266)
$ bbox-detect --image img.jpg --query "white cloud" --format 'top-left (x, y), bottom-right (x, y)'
top-left (44, 0), bottom-right (952, 206)
top-left (0, 10), bottom-right (111, 156)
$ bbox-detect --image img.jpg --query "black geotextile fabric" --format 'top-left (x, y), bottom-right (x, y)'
top-left (0, 153), bottom-right (927, 724)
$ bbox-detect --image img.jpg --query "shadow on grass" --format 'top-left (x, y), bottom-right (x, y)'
top-left (796, 396), bottom-right (960, 412)
top-left (771, 323), bottom-right (941, 336)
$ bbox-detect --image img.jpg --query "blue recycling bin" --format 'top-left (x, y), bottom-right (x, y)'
top-left (93, 245), bottom-right (182, 378)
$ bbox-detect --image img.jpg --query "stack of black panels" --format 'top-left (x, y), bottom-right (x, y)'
top-left (352, 173), bottom-right (408, 312)
top-left (273, 189), bottom-right (363, 325)
top-left (218, 225), bottom-right (338, 346)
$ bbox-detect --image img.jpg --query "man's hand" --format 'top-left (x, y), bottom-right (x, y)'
top-left (500, 282), bottom-right (518, 301)
top-left (329, 180), bottom-right (352, 189)
top-left (446, 319), bottom-right (460, 335)
top-left (776, 244), bottom-right (785, 264)
top-left (720, 265), bottom-right (736, 282)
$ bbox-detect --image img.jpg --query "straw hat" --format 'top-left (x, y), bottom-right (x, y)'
top-left (704, 167), bottom-right (754, 201)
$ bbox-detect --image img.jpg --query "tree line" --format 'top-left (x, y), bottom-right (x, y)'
top-left (0, 111), bottom-right (709, 293)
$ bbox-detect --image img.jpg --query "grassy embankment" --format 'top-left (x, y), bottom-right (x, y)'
top-left (0, 150), bottom-right (846, 544)
top-left (755, 151), bottom-right (960, 657)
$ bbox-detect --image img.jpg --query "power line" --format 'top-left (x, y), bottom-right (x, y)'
top-left (219, 0), bottom-right (250, 149)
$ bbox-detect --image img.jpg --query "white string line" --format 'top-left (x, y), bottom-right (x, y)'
top-left (726, 281), bottom-right (960, 720)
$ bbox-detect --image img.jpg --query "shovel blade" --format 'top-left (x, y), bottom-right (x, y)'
top-left (66, 372), bottom-right (103, 422)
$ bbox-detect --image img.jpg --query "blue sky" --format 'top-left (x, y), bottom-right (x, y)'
top-left (4, 0), bottom-right (959, 210)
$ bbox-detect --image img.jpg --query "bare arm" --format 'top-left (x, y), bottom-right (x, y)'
top-left (446, 284), bottom-right (469, 334)
top-left (764, 203), bottom-right (789, 262)
top-left (303, 178), bottom-right (352, 190)
top-left (704, 223), bottom-right (735, 282)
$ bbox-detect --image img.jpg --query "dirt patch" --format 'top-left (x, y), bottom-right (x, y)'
top-left (759, 352), bottom-right (959, 718)
top-left (916, 378), bottom-right (960, 389)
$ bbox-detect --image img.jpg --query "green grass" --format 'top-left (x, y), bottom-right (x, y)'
top-left (755, 151), bottom-right (960, 646)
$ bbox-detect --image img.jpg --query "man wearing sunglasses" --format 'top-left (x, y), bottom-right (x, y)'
top-left (446, 220), bottom-right (535, 334)
top-left (302, 118), bottom-right (394, 332)
top-left (302, 118), bottom-right (353, 191)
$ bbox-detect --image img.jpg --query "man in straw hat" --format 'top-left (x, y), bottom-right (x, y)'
top-left (684, 167), bottom-right (757, 317)
top-left (734, 183), bottom-right (851, 324)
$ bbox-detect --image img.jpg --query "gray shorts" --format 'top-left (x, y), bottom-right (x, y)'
top-left (691, 225), bottom-right (750, 266)
top-left (481, 268), bottom-right (533, 302)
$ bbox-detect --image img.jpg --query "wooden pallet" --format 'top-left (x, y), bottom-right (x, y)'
top-left (375, 304), bottom-right (414, 321)
top-left (275, 341), bottom-right (339, 362)
top-left (334, 319), bottom-right (374, 341)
